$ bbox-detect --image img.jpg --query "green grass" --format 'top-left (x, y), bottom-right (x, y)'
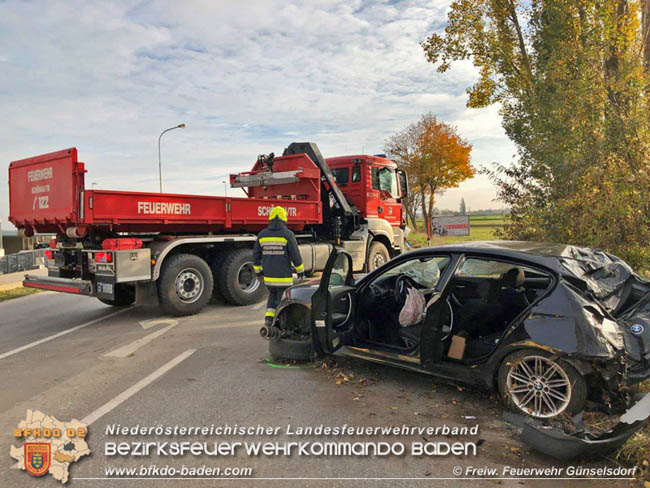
top-left (0, 287), bottom-right (42, 302)
top-left (408, 216), bottom-right (505, 248)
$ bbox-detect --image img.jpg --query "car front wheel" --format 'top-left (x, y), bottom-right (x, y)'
top-left (498, 349), bottom-right (587, 419)
top-left (268, 305), bottom-right (312, 361)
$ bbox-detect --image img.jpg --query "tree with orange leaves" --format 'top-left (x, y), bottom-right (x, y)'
top-left (385, 113), bottom-right (474, 230)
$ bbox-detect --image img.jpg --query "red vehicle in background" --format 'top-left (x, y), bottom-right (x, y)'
top-left (9, 142), bottom-right (409, 316)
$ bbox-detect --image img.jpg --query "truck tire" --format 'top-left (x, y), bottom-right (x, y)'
top-left (158, 253), bottom-right (214, 316)
top-left (98, 284), bottom-right (135, 307)
top-left (218, 248), bottom-right (266, 305)
top-left (269, 337), bottom-right (312, 361)
top-left (368, 241), bottom-right (390, 272)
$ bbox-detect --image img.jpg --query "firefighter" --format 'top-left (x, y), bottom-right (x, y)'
top-left (253, 206), bottom-right (304, 326)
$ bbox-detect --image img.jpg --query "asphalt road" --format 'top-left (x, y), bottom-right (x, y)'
top-left (0, 292), bottom-right (636, 487)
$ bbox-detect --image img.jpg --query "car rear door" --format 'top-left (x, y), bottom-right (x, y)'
top-left (311, 249), bottom-right (356, 355)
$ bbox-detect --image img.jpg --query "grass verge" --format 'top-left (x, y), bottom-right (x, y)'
top-left (0, 287), bottom-right (42, 302)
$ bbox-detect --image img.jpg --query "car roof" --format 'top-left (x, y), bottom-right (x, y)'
top-left (403, 240), bottom-right (610, 273)
top-left (424, 240), bottom-right (571, 257)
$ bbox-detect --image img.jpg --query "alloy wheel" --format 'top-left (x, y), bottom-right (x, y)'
top-left (505, 355), bottom-right (571, 418)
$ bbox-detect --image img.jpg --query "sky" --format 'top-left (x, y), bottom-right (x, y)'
top-left (0, 0), bottom-right (515, 232)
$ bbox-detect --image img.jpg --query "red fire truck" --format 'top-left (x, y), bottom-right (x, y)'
top-left (8, 142), bottom-right (409, 316)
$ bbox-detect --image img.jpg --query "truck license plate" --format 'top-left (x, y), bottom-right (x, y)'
top-left (97, 282), bottom-right (113, 295)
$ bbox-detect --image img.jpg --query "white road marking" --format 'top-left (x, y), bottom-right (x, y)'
top-left (0, 308), bottom-right (132, 360)
top-left (139, 318), bottom-right (177, 330)
top-left (81, 349), bottom-right (196, 425)
top-left (103, 320), bottom-right (178, 358)
top-left (252, 301), bottom-right (266, 310)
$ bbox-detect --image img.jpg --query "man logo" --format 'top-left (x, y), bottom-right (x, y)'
top-left (630, 323), bottom-right (645, 335)
top-left (25, 443), bottom-right (50, 477)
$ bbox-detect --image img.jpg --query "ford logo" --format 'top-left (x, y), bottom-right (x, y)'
top-left (630, 324), bottom-right (645, 335)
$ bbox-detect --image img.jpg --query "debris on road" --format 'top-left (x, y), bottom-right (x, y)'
top-left (504, 393), bottom-right (650, 461)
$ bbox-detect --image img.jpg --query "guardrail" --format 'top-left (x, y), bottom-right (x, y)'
top-left (0, 250), bottom-right (44, 275)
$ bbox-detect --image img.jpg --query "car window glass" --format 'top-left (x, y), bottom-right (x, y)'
top-left (456, 258), bottom-right (542, 281)
top-left (352, 166), bottom-right (361, 182)
top-left (329, 253), bottom-right (349, 287)
top-left (379, 256), bottom-right (450, 288)
top-left (457, 259), bottom-right (514, 278)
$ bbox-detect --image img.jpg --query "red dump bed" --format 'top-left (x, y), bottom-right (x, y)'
top-left (9, 148), bottom-right (322, 235)
top-left (9, 148), bottom-right (86, 233)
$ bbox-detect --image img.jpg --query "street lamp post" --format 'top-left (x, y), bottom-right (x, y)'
top-left (222, 180), bottom-right (228, 197)
top-left (158, 123), bottom-right (186, 193)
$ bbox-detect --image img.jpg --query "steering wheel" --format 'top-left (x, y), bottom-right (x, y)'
top-left (369, 283), bottom-right (384, 299)
top-left (394, 275), bottom-right (419, 305)
top-left (440, 298), bottom-right (455, 341)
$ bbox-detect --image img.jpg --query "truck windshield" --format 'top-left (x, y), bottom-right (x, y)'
top-left (372, 167), bottom-right (398, 197)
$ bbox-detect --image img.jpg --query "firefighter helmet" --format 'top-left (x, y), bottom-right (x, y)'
top-left (269, 206), bottom-right (287, 222)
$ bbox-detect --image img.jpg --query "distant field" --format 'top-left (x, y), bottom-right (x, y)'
top-left (408, 215), bottom-right (506, 248)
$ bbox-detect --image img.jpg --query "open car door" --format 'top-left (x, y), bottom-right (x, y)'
top-left (311, 249), bottom-right (356, 356)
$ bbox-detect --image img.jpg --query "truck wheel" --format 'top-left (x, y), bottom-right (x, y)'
top-left (158, 253), bottom-right (214, 316)
top-left (218, 248), bottom-right (266, 305)
top-left (368, 241), bottom-right (390, 272)
top-left (98, 284), bottom-right (135, 307)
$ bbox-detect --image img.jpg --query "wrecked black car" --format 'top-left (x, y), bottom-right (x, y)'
top-left (261, 241), bottom-right (650, 421)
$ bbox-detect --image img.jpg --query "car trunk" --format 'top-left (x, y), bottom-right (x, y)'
top-left (559, 251), bottom-right (650, 379)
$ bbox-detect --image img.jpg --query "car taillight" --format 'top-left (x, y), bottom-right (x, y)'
top-left (44, 250), bottom-right (54, 259)
top-left (94, 252), bottom-right (113, 263)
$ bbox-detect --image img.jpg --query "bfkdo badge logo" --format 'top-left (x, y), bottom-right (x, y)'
top-left (10, 410), bottom-right (90, 484)
top-left (25, 442), bottom-right (51, 476)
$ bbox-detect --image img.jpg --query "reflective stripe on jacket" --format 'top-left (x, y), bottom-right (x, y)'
top-left (253, 218), bottom-right (304, 287)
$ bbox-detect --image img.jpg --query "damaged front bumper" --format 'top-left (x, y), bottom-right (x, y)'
top-left (505, 393), bottom-right (650, 460)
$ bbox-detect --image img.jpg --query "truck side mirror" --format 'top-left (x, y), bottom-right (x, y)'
top-left (397, 170), bottom-right (408, 197)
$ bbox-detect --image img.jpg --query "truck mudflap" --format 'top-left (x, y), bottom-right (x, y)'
top-left (23, 275), bottom-right (93, 296)
top-left (504, 394), bottom-right (650, 460)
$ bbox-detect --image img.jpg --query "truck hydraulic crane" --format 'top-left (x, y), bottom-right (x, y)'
top-left (8, 142), bottom-right (409, 316)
